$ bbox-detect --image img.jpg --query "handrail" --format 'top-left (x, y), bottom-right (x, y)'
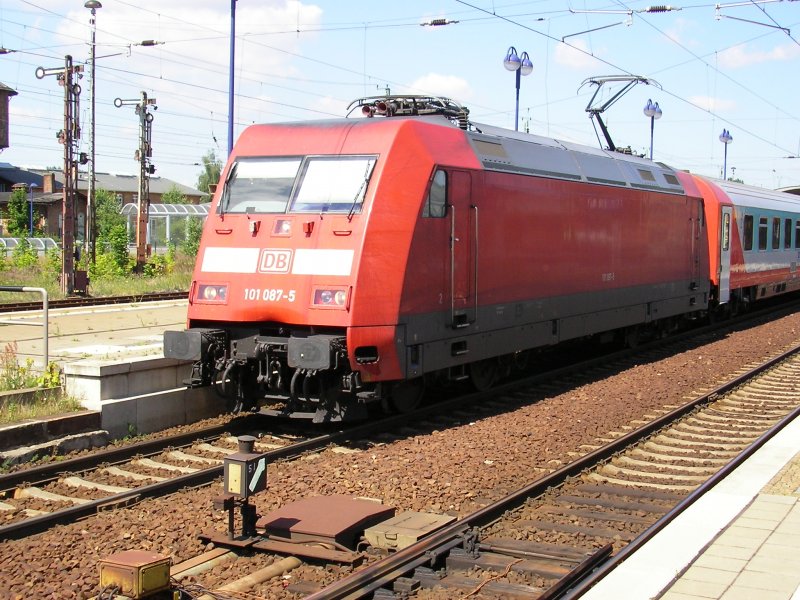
top-left (0, 286), bottom-right (48, 367)
top-left (472, 204), bottom-right (479, 325)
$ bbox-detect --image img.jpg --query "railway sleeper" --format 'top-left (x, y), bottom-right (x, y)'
top-left (687, 411), bottom-right (772, 425)
top-left (646, 435), bottom-right (744, 452)
top-left (672, 422), bottom-right (761, 441)
top-left (716, 397), bottom-right (796, 412)
top-left (627, 448), bottom-right (730, 466)
top-left (537, 504), bottom-right (654, 525)
top-left (612, 455), bottom-right (720, 475)
top-left (652, 432), bottom-right (751, 449)
top-left (61, 476), bottom-right (131, 494)
top-left (600, 463), bottom-right (709, 484)
top-left (554, 494), bottom-right (670, 515)
top-left (575, 483), bottom-right (685, 502)
top-left (478, 537), bottom-right (591, 563)
top-left (586, 472), bottom-right (698, 492)
top-left (447, 549), bottom-right (573, 579)
top-left (411, 569), bottom-right (545, 599)
top-left (514, 518), bottom-right (638, 542)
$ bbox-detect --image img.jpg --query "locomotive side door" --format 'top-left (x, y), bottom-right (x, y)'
top-left (449, 170), bottom-right (476, 328)
top-left (719, 206), bottom-right (732, 304)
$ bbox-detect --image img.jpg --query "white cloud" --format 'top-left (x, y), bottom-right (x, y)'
top-left (401, 74), bottom-right (473, 103)
top-left (554, 39), bottom-right (603, 70)
top-left (718, 43), bottom-right (800, 68)
top-left (688, 95), bottom-right (736, 112)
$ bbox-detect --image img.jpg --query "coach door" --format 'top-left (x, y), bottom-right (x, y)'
top-left (719, 206), bottom-right (732, 304)
top-left (449, 170), bottom-right (476, 328)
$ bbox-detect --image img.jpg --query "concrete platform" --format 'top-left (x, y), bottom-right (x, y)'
top-left (63, 355), bottom-right (222, 438)
top-left (1, 300), bottom-right (224, 453)
top-left (578, 413), bottom-right (800, 600)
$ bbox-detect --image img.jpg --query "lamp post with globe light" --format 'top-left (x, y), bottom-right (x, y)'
top-left (643, 99), bottom-right (662, 161)
top-left (720, 129), bottom-right (733, 180)
top-left (503, 46), bottom-right (533, 132)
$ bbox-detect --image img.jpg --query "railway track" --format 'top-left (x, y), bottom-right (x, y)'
top-left (0, 417), bottom-right (305, 539)
top-left (1, 303), bottom-right (796, 543)
top-left (0, 290), bottom-right (187, 312)
top-left (1, 311), bottom-right (799, 597)
top-left (298, 343), bottom-right (800, 599)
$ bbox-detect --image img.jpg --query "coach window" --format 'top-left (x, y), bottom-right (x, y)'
top-left (772, 217), bottom-right (781, 250)
top-left (795, 221), bottom-right (800, 249)
top-left (758, 217), bottom-right (768, 251)
top-left (785, 218), bottom-right (793, 249)
top-left (423, 169), bottom-right (447, 218)
top-left (743, 215), bottom-right (754, 251)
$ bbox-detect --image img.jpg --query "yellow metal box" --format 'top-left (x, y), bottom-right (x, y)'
top-left (98, 550), bottom-right (171, 599)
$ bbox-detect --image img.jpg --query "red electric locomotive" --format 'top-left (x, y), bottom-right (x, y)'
top-left (164, 95), bottom-right (797, 422)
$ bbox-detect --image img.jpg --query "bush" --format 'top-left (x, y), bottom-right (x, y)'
top-left (12, 238), bottom-right (38, 269)
top-left (107, 224), bottom-right (130, 273)
top-left (0, 342), bottom-right (61, 391)
top-left (90, 251), bottom-right (125, 279)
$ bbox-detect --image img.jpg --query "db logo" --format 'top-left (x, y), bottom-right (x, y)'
top-left (259, 249), bottom-right (292, 273)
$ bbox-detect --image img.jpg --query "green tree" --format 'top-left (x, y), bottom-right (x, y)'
top-left (161, 184), bottom-right (188, 204)
top-left (196, 149), bottom-right (222, 194)
top-left (95, 188), bottom-right (126, 245)
top-left (5, 187), bottom-right (30, 236)
top-left (183, 215), bottom-right (203, 257)
top-left (107, 224), bottom-right (130, 272)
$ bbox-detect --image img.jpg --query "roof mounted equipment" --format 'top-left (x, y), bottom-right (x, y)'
top-left (579, 75), bottom-right (660, 152)
top-left (347, 95), bottom-right (470, 130)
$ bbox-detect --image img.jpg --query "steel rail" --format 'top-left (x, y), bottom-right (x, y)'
top-left (0, 290), bottom-right (187, 312)
top-left (0, 422), bottom-right (346, 541)
top-left (304, 342), bottom-right (800, 600)
top-left (3, 303), bottom-right (799, 544)
top-left (0, 417), bottom-right (255, 493)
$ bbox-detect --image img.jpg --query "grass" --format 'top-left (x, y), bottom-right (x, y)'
top-left (0, 392), bottom-right (84, 425)
top-left (0, 342), bottom-right (83, 424)
top-left (0, 251), bottom-right (194, 302)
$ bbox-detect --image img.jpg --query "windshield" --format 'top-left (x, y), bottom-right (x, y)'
top-left (218, 155), bottom-right (377, 215)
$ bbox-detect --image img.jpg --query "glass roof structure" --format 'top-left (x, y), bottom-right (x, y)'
top-left (121, 203), bottom-right (210, 216)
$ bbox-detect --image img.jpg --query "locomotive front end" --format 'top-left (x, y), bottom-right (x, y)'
top-left (165, 132), bottom-right (384, 422)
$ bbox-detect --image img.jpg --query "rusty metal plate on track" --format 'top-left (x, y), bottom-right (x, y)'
top-left (252, 538), bottom-right (364, 564)
top-left (256, 495), bottom-right (395, 549)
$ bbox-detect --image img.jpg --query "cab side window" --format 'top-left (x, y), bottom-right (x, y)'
top-left (423, 170), bottom-right (447, 218)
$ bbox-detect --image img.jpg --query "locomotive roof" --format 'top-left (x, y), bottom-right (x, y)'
top-left (467, 122), bottom-right (685, 196)
top-left (247, 115), bottom-right (686, 195)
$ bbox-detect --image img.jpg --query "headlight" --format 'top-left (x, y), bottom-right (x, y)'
top-left (197, 284), bottom-right (228, 303)
top-left (313, 287), bottom-right (348, 309)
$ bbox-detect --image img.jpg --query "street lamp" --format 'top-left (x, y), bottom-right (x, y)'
top-left (642, 99), bottom-right (662, 161)
top-left (719, 128), bottom-right (733, 180)
top-left (228, 0), bottom-right (237, 156)
top-left (84, 0), bottom-right (101, 264)
top-left (503, 46), bottom-right (533, 132)
top-left (28, 183), bottom-right (34, 235)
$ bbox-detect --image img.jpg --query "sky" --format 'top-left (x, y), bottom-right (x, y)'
top-left (0, 0), bottom-right (799, 191)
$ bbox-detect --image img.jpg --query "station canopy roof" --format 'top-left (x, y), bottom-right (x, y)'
top-left (122, 202), bottom-right (211, 216)
top-left (0, 237), bottom-right (58, 250)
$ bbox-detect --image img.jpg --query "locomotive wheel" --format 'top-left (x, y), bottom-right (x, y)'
top-left (469, 359), bottom-right (498, 391)
top-left (390, 378), bottom-right (425, 413)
